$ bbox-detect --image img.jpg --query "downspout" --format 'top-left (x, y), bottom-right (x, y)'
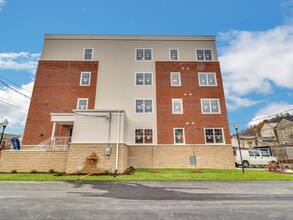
top-left (114, 111), bottom-right (120, 177)
top-left (106, 113), bottom-right (112, 160)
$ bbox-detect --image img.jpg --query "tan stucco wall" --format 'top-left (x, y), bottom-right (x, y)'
top-left (0, 150), bottom-right (68, 173)
top-left (65, 143), bottom-right (128, 174)
top-left (128, 145), bottom-right (235, 169)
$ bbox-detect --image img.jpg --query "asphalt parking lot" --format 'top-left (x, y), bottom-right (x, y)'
top-left (0, 181), bottom-right (293, 220)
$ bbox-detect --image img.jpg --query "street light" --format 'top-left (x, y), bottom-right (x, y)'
top-left (234, 124), bottom-right (244, 173)
top-left (0, 119), bottom-right (9, 150)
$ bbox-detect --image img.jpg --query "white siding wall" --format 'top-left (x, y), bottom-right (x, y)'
top-left (71, 113), bottom-right (125, 143)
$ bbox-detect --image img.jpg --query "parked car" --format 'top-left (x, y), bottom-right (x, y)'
top-left (233, 147), bottom-right (277, 167)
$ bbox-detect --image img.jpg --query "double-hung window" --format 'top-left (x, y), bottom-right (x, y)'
top-left (83, 48), bottom-right (93, 60)
top-left (196, 49), bottom-right (212, 61)
top-left (135, 72), bottom-right (152, 86)
top-left (170, 49), bottom-right (179, 60)
top-left (170, 72), bottom-right (181, 86)
top-left (135, 129), bottom-right (153, 144)
top-left (198, 72), bottom-right (217, 86)
top-left (205, 128), bottom-right (224, 144)
top-left (135, 99), bottom-right (153, 113)
top-left (201, 99), bottom-right (220, 114)
top-left (174, 128), bottom-right (185, 144)
top-left (77, 98), bottom-right (88, 110)
top-left (80, 72), bottom-right (91, 86)
top-left (136, 48), bottom-right (152, 61)
top-left (172, 99), bottom-right (183, 114)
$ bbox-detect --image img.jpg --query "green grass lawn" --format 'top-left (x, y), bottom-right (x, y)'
top-left (0, 168), bottom-right (293, 181)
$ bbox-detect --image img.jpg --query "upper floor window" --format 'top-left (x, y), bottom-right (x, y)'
top-left (135, 99), bottom-right (153, 113)
top-left (136, 72), bottom-right (153, 86)
top-left (136, 48), bottom-right (152, 61)
top-left (170, 49), bottom-right (179, 61)
top-left (196, 49), bottom-right (212, 61)
top-left (80, 72), bottom-right (91, 86)
top-left (281, 130), bottom-right (286, 138)
top-left (198, 72), bottom-right (217, 86)
top-left (135, 128), bottom-right (153, 144)
top-left (201, 99), bottom-right (220, 114)
top-left (174, 128), bottom-right (185, 144)
top-left (84, 48), bottom-right (93, 60)
top-left (171, 72), bottom-right (181, 86)
top-left (205, 128), bottom-right (224, 144)
top-left (172, 99), bottom-right (183, 114)
top-left (77, 98), bottom-right (88, 110)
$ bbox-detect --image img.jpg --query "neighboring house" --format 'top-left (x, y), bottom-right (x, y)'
top-left (231, 135), bottom-right (277, 149)
top-left (231, 135), bottom-right (256, 149)
top-left (0, 133), bottom-right (21, 150)
top-left (260, 122), bottom-right (278, 139)
top-left (15, 34), bottom-right (234, 173)
top-left (276, 118), bottom-right (293, 145)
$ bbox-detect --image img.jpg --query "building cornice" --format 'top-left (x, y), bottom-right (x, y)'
top-left (45, 34), bottom-right (215, 41)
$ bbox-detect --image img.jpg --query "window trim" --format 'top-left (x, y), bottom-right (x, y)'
top-left (170, 72), bottom-right (181, 86)
top-left (134, 128), bottom-right (154, 145)
top-left (169, 48), bottom-right (179, 61)
top-left (77, 98), bottom-right (88, 110)
top-left (174, 128), bottom-right (185, 145)
top-left (195, 49), bottom-right (213, 61)
top-left (80, 72), bottom-right (91, 86)
top-left (204, 128), bottom-right (225, 145)
top-left (134, 98), bottom-right (154, 114)
top-left (135, 48), bottom-right (153, 61)
top-left (198, 72), bottom-right (217, 86)
top-left (135, 72), bottom-right (153, 86)
top-left (83, 48), bottom-right (94, 60)
top-left (172, 98), bottom-right (183, 114)
top-left (201, 98), bottom-right (221, 114)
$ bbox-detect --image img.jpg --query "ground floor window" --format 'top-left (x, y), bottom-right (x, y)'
top-left (205, 128), bottom-right (224, 144)
top-left (135, 129), bottom-right (153, 144)
top-left (174, 128), bottom-right (185, 144)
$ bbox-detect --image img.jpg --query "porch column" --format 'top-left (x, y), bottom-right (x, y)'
top-left (50, 122), bottom-right (56, 149)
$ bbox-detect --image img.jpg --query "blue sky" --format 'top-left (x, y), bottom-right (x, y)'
top-left (0, 0), bottom-right (293, 135)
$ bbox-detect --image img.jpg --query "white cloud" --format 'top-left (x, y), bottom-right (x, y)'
top-left (0, 52), bottom-right (40, 75)
top-left (248, 102), bottom-right (293, 127)
top-left (219, 25), bottom-right (293, 110)
top-left (0, 81), bottom-right (33, 132)
top-left (0, 0), bottom-right (5, 11)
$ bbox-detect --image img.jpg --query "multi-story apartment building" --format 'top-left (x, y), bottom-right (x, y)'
top-left (22, 34), bottom-right (235, 173)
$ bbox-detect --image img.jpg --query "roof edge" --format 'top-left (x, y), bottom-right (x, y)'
top-left (44, 34), bottom-right (216, 41)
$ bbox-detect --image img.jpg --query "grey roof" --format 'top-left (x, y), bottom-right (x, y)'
top-left (267, 123), bottom-right (278, 128)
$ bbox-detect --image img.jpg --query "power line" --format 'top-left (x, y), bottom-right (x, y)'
top-left (0, 99), bottom-right (28, 112)
top-left (0, 75), bottom-right (32, 94)
top-left (0, 97), bottom-right (29, 110)
top-left (229, 108), bottom-right (293, 126)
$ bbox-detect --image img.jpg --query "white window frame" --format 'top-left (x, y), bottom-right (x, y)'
top-left (134, 128), bottom-right (154, 144)
top-left (204, 128), bottom-right (225, 145)
top-left (174, 128), bottom-right (185, 145)
top-left (135, 48), bottom-right (153, 61)
top-left (170, 72), bottom-right (181, 86)
top-left (201, 98), bottom-right (221, 114)
top-left (195, 49), bottom-right (213, 61)
top-left (172, 99), bottom-right (183, 114)
top-left (135, 72), bottom-right (153, 86)
top-left (198, 72), bottom-right (217, 86)
top-left (77, 98), bottom-right (88, 110)
top-left (83, 48), bottom-right (94, 60)
top-left (80, 72), bottom-right (91, 86)
top-left (169, 48), bottom-right (179, 61)
top-left (134, 98), bottom-right (154, 114)
top-left (281, 130), bottom-right (286, 138)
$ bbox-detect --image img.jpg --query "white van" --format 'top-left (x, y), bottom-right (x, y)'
top-left (233, 147), bottom-right (277, 167)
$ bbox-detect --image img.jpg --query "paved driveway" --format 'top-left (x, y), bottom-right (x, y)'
top-left (0, 181), bottom-right (292, 219)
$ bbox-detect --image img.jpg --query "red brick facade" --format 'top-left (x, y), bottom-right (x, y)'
top-left (22, 61), bottom-right (98, 145)
top-left (156, 61), bottom-right (231, 145)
